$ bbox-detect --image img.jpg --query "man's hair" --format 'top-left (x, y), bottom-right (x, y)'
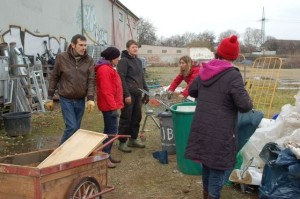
top-left (126, 40), bottom-right (138, 48)
top-left (71, 34), bottom-right (87, 44)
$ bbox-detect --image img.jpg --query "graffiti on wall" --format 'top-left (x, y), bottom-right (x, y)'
top-left (77, 5), bottom-right (108, 45)
top-left (2, 25), bottom-right (66, 64)
top-left (95, 25), bottom-right (108, 45)
top-left (81, 5), bottom-right (96, 32)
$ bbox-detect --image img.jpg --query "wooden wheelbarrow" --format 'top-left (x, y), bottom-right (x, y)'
top-left (0, 129), bottom-right (129, 199)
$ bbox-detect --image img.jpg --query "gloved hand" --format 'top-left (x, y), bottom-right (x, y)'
top-left (142, 95), bottom-right (149, 104)
top-left (167, 90), bottom-right (173, 99)
top-left (178, 94), bottom-right (185, 99)
top-left (44, 100), bottom-right (54, 111)
top-left (111, 110), bottom-right (119, 117)
top-left (86, 100), bottom-right (95, 113)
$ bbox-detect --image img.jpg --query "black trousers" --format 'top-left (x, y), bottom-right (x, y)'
top-left (118, 94), bottom-right (142, 142)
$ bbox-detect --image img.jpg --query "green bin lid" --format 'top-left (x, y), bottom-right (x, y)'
top-left (170, 102), bottom-right (196, 114)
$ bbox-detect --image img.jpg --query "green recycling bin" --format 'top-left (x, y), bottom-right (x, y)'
top-left (170, 102), bottom-right (202, 175)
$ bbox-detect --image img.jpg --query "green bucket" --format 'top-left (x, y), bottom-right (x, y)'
top-left (170, 102), bottom-right (202, 175)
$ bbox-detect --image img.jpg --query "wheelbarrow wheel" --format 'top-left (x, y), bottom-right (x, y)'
top-left (68, 176), bottom-right (101, 199)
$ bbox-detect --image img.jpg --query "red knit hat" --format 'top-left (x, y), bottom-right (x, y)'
top-left (217, 35), bottom-right (239, 60)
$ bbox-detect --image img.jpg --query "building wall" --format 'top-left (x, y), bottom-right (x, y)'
top-left (139, 45), bottom-right (213, 66)
top-left (0, 0), bottom-right (138, 58)
top-left (139, 45), bottom-right (189, 66)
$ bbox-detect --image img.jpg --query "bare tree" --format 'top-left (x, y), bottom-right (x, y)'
top-left (186, 40), bottom-right (212, 49)
top-left (159, 35), bottom-right (185, 47)
top-left (197, 30), bottom-right (216, 50)
top-left (262, 36), bottom-right (278, 51)
top-left (137, 18), bottom-right (157, 45)
top-left (218, 30), bottom-right (239, 43)
top-left (243, 27), bottom-right (262, 48)
top-left (198, 31), bottom-right (215, 44)
top-left (181, 32), bottom-right (198, 46)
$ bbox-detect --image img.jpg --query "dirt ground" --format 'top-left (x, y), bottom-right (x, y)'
top-left (1, 66), bottom-right (299, 198)
top-left (101, 126), bottom-right (259, 199)
top-left (0, 110), bottom-right (259, 199)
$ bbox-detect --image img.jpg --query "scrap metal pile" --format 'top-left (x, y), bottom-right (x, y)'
top-left (0, 42), bottom-right (52, 113)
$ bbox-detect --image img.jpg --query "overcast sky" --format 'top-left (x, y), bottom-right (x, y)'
top-left (119, 0), bottom-right (300, 40)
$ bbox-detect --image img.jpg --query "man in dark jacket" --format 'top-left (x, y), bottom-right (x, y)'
top-left (185, 35), bottom-right (253, 199)
top-left (44, 34), bottom-right (95, 144)
top-left (117, 40), bottom-right (149, 153)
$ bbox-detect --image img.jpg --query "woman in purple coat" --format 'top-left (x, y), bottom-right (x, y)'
top-left (185, 35), bottom-right (253, 199)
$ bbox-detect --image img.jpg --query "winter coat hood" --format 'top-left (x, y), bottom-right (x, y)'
top-left (121, 50), bottom-right (135, 59)
top-left (199, 59), bottom-right (233, 85)
top-left (95, 59), bottom-right (111, 71)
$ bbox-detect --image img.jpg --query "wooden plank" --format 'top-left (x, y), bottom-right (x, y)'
top-left (37, 129), bottom-right (107, 168)
top-left (0, 173), bottom-right (36, 198)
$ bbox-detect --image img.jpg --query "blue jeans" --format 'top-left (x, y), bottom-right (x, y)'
top-left (202, 164), bottom-right (233, 199)
top-left (60, 96), bottom-right (85, 145)
top-left (102, 111), bottom-right (118, 154)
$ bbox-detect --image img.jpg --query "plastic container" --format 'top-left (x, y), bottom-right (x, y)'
top-left (158, 111), bottom-right (176, 155)
top-left (2, 112), bottom-right (32, 136)
top-left (170, 102), bottom-right (202, 175)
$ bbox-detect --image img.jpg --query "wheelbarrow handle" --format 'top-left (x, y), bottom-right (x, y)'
top-left (87, 185), bottom-right (115, 198)
top-left (95, 134), bottom-right (131, 152)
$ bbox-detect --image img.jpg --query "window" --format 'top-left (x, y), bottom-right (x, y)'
top-left (119, 12), bottom-right (123, 22)
top-left (162, 50), bottom-right (167, 53)
top-left (176, 50), bottom-right (182, 53)
top-left (147, 50), bottom-right (152, 53)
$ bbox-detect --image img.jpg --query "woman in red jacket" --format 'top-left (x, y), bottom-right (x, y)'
top-left (168, 56), bottom-right (200, 99)
top-left (95, 47), bottom-right (124, 168)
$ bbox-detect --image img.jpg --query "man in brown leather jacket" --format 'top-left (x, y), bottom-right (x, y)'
top-left (45, 34), bottom-right (95, 144)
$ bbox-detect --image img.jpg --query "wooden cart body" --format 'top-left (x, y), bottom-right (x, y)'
top-left (0, 149), bottom-right (113, 198)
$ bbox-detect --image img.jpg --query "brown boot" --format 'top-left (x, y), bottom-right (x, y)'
top-left (207, 195), bottom-right (216, 199)
top-left (107, 159), bottom-right (116, 168)
top-left (203, 189), bottom-right (208, 199)
top-left (110, 156), bottom-right (121, 163)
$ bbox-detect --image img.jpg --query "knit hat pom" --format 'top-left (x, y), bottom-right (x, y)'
top-left (216, 34), bottom-right (240, 61)
top-left (230, 35), bottom-right (237, 43)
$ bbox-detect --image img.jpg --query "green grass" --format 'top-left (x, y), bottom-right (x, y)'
top-left (0, 66), bottom-right (298, 156)
top-left (147, 66), bottom-right (299, 118)
top-left (271, 89), bottom-right (297, 116)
